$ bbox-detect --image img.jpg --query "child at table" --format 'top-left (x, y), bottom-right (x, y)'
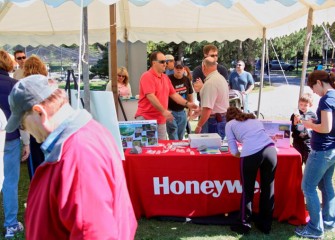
top-left (290, 93), bottom-right (317, 164)
top-left (225, 106), bottom-right (277, 235)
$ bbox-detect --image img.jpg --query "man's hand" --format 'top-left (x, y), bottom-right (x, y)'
top-left (193, 78), bottom-right (203, 93)
top-left (194, 125), bottom-right (202, 134)
top-left (189, 107), bottom-right (201, 121)
top-left (163, 110), bottom-right (174, 122)
top-left (187, 102), bottom-right (198, 110)
top-left (21, 144), bottom-right (30, 162)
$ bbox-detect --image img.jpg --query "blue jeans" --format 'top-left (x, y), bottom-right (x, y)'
top-left (207, 115), bottom-right (226, 140)
top-left (200, 120), bottom-right (208, 133)
top-left (302, 149), bottom-right (335, 235)
top-left (166, 110), bottom-right (187, 140)
top-left (2, 138), bottom-right (21, 227)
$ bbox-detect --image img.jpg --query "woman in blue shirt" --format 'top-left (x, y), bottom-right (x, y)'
top-left (225, 107), bottom-right (277, 235)
top-left (295, 71), bottom-right (335, 239)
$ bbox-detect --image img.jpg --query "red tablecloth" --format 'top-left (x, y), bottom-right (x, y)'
top-left (124, 141), bottom-right (308, 225)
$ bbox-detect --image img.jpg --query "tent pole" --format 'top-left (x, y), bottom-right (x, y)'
top-left (257, 27), bottom-right (266, 119)
top-left (124, 28), bottom-right (129, 70)
top-left (109, 4), bottom-right (118, 113)
top-left (265, 40), bottom-right (271, 85)
top-left (300, 8), bottom-right (314, 98)
top-left (82, 7), bottom-right (90, 112)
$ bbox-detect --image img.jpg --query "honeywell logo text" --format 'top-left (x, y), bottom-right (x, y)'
top-left (153, 177), bottom-right (260, 197)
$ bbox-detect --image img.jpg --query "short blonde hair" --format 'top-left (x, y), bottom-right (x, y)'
top-left (118, 67), bottom-right (129, 85)
top-left (299, 93), bottom-right (313, 106)
top-left (0, 50), bottom-right (14, 72)
top-left (23, 55), bottom-right (48, 77)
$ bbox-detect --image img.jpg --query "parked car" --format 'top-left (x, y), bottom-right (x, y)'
top-left (269, 60), bottom-right (295, 71)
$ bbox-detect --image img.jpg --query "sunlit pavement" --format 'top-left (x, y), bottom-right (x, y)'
top-left (249, 73), bottom-right (319, 120)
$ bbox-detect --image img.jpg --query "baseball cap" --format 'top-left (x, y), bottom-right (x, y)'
top-left (6, 74), bottom-right (55, 133)
top-left (165, 54), bottom-right (174, 61)
top-left (174, 60), bottom-right (184, 68)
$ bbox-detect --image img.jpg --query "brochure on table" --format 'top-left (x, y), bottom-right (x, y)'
top-left (261, 120), bottom-right (291, 148)
top-left (119, 120), bottom-right (158, 148)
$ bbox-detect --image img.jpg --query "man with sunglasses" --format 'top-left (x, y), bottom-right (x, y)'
top-left (228, 60), bottom-right (255, 113)
top-left (166, 61), bottom-right (194, 140)
top-left (192, 44), bottom-right (228, 133)
top-left (13, 50), bottom-right (26, 80)
top-left (135, 51), bottom-right (198, 140)
top-left (165, 54), bottom-right (175, 75)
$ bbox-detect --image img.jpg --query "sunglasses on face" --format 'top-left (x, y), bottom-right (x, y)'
top-left (156, 60), bottom-right (167, 64)
top-left (175, 66), bottom-right (183, 70)
top-left (117, 74), bottom-right (126, 78)
top-left (16, 56), bottom-right (26, 60)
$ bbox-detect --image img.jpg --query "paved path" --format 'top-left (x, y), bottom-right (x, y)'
top-left (248, 73), bottom-right (319, 120)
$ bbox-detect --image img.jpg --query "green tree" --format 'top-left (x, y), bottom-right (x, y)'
top-left (89, 44), bottom-right (109, 78)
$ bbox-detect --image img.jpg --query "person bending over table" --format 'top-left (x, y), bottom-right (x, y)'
top-left (225, 106), bottom-right (277, 235)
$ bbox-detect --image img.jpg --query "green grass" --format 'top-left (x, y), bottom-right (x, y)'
top-left (135, 218), bottom-right (320, 240)
top-left (57, 80), bottom-right (108, 91)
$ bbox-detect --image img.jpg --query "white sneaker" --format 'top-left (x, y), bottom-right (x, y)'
top-left (5, 222), bottom-right (24, 238)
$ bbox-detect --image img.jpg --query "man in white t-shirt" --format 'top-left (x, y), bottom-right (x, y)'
top-left (194, 57), bottom-right (229, 139)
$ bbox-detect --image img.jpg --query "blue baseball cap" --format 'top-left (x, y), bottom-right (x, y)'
top-left (6, 74), bottom-right (54, 133)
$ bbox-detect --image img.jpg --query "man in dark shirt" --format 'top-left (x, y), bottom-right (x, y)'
top-left (167, 61), bottom-right (194, 140)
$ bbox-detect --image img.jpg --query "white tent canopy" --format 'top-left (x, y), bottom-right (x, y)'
top-left (2, 0), bottom-right (335, 117)
top-left (1, 0), bottom-right (335, 46)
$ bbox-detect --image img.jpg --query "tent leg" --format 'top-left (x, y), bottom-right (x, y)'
top-left (257, 27), bottom-right (266, 119)
top-left (300, 8), bottom-right (314, 98)
top-left (109, 4), bottom-right (118, 115)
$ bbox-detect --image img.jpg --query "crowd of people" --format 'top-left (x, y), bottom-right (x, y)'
top-left (0, 50), bottom-right (137, 239)
top-left (0, 44), bottom-right (334, 239)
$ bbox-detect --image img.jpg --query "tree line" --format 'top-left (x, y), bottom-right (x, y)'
top-left (90, 23), bottom-right (335, 78)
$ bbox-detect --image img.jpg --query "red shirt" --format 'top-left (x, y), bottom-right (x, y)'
top-left (135, 68), bottom-right (176, 124)
top-left (25, 120), bottom-right (137, 240)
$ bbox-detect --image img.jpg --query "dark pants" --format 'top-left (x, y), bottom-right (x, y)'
top-left (293, 141), bottom-right (310, 164)
top-left (207, 114), bottom-right (226, 140)
top-left (238, 145), bottom-right (277, 231)
top-left (27, 135), bottom-right (45, 180)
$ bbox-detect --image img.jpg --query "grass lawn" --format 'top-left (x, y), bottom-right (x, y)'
top-left (57, 80), bottom-right (108, 91)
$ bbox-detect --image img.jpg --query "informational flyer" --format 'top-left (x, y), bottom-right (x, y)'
top-left (119, 120), bottom-right (158, 148)
top-left (261, 120), bottom-right (291, 148)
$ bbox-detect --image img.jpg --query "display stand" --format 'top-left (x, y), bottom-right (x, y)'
top-left (118, 96), bottom-right (128, 121)
top-left (64, 69), bottom-right (84, 107)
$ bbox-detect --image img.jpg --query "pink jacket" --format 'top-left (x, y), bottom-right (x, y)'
top-left (25, 116), bottom-right (137, 240)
